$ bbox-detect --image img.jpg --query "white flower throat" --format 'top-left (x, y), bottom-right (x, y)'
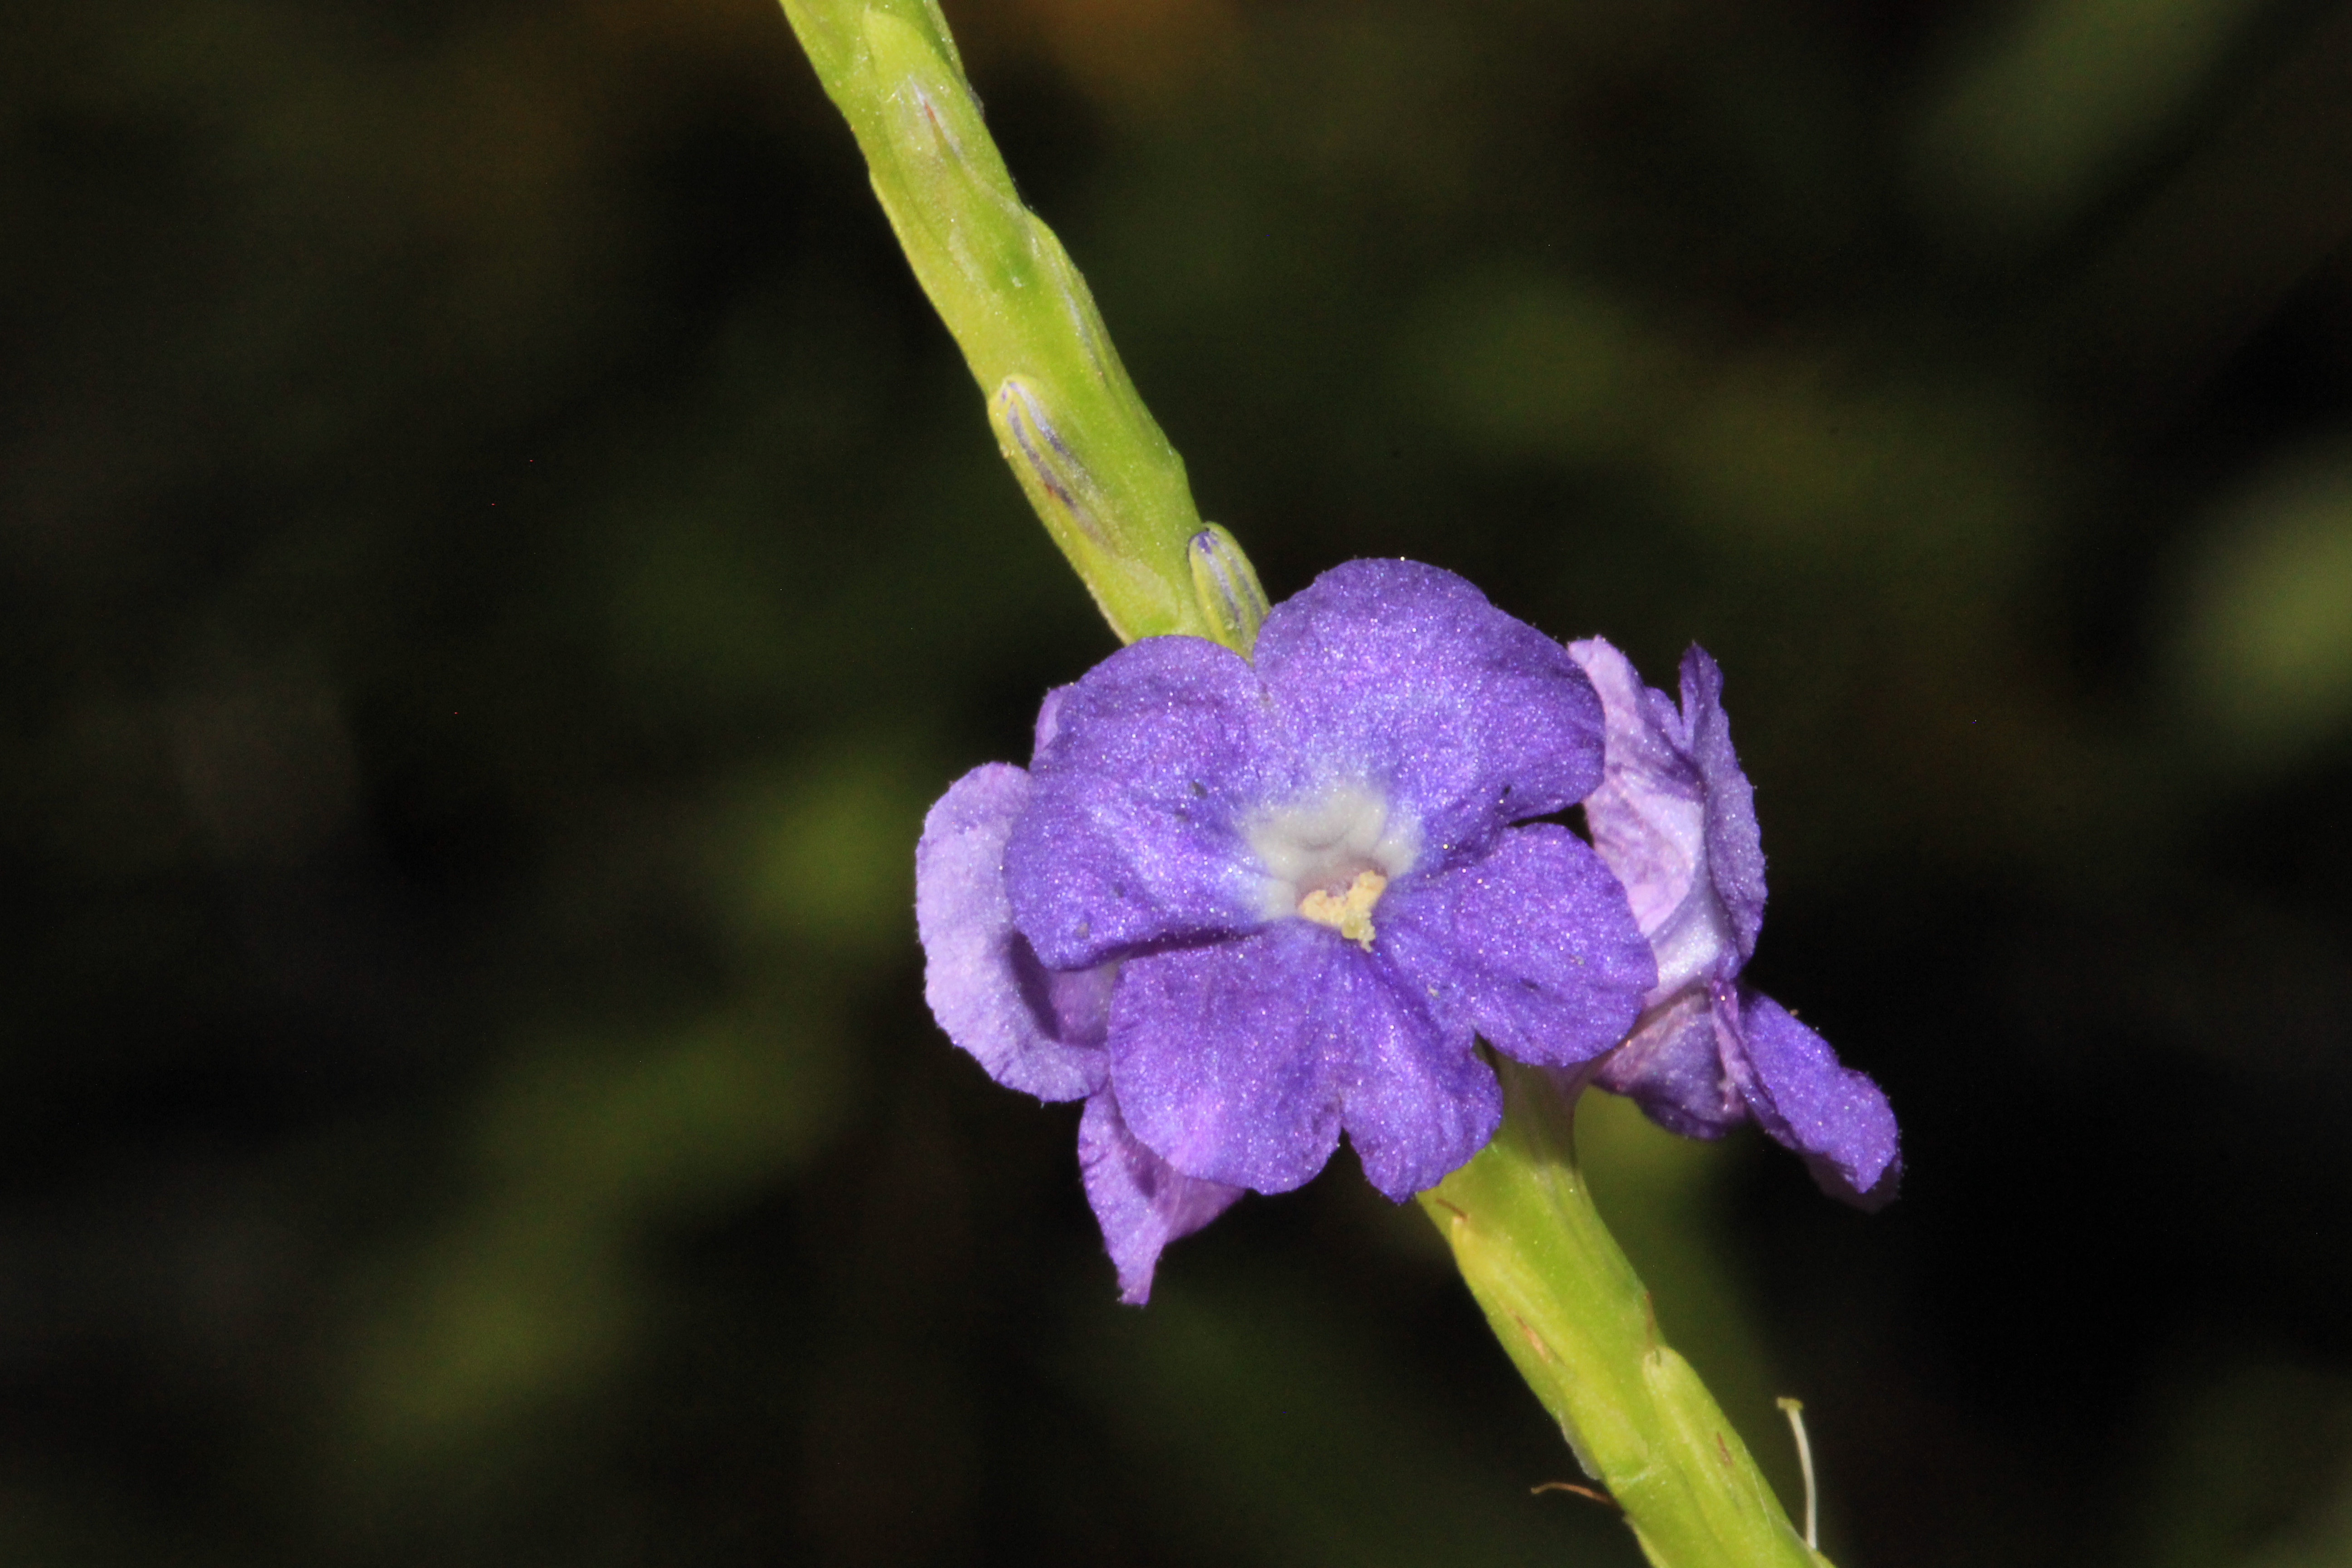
top-left (1244, 783), bottom-right (1419, 950)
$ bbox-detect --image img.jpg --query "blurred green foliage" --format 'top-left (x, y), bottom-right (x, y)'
top-left (4, 0), bottom-right (2352, 1564)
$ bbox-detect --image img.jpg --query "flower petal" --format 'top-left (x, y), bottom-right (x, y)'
top-left (1568, 638), bottom-right (1702, 931)
top-left (1719, 987), bottom-right (1901, 1210)
top-left (1008, 637), bottom-right (1292, 969)
top-left (1338, 980), bottom-right (1501, 1201)
top-left (1568, 638), bottom-right (1763, 992)
top-left (1679, 648), bottom-right (1766, 962)
top-left (1104, 925), bottom-right (1352, 1195)
top-left (1078, 1090), bottom-right (1244, 1305)
top-left (1253, 560), bottom-right (1604, 862)
top-left (1380, 824), bottom-right (1656, 1069)
top-left (915, 764), bottom-right (1108, 1102)
top-left (1594, 987), bottom-right (1746, 1139)
top-left (1031, 682), bottom-right (1075, 756)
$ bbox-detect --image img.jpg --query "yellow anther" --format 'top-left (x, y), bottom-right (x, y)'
top-left (1298, 869), bottom-right (1388, 950)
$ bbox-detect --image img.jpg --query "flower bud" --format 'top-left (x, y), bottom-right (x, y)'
top-left (1188, 524), bottom-right (1269, 653)
top-left (991, 376), bottom-right (1111, 551)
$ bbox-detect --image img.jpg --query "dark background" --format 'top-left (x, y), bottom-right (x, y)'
top-left (6, 0), bottom-right (2352, 1563)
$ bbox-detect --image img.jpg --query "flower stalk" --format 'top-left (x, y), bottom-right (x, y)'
top-left (779, 0), bottom-right (1223, 646)
top-left (1421, 1058), bottom-right (1833, 1568)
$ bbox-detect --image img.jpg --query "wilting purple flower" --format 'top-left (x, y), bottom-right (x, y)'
top-left (917, 560), bottom-right (1657, 1301)
top-left (1568, 638), bottom-right (1900, 1208)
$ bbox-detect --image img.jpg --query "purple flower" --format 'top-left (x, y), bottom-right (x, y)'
top-left (1568, 638), bottom-right (1901, 1209)
top-left (917, 561), bottom-right (1657, 1301)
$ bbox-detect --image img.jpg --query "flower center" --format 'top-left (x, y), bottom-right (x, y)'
top-left (1297, 868), bottom-right (1388, 950)
top-left (1243, 782), bottom-right (1418, 949)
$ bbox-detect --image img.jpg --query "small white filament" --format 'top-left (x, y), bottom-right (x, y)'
top-left (1776, 1396), bottom-right (1818, 1550)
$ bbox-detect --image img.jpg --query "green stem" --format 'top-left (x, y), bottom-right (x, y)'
top-left (779, 0), bottom-right (1244, 647)
top-left (1421, 1058), bottom-right (1832, 1568)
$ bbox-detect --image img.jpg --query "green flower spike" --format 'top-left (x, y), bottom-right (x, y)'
top-left (780, 0), bottom-right (1229, 648)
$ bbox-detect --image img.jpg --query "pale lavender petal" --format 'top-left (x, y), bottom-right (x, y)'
top-left (1568, 639), bottom-right (1708, 938)
top-left (1594, 987), bottom-right (1745, 1139)
top-left (1568, 637), bottom-right (1755, 993)
top-left (1008, 637), bottom-right (1294, 970)
top-left (1031, 682), bottom-right (1075, 757)
top-left (1078, 1090), bottom-right (1244, 1305)
top-left (1720, 987), bottom-right (1901, 1210)
top-left (1106, 926), bottom-right (1346, 1194)
top-left (1379, 824), bottom-right (1656, 1069)
top-left (915, 764), bottom-right (1109, 1102)
top-left (1679, 648), bottom-right (1766, 962)
top-left (1253, 560), bottom-right (1604, 861)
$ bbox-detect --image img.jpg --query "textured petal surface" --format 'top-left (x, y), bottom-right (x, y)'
top-left (1106, 926), bottom-right (1348, 1194)
top-left (1337, 975), bottom-right (1501, 1200)
top-left (1594, 987), bottom-right (1744, 1139)
top-left (1380, 824), bottom-right (1656, 1069)
top-left (1678, 648), bottom-right (1766, 962)
top-left (1720, 987), bottom-right (1901, 1210)
top-left (1254, 561), bottom-right (1604, 862)
top-left (915, 764), bottom-right (1109, 1102)
top-left (1078, 1090), bottom-right (1244, 1305)
top-left (1008, 637), bottom-right (1291, 969)
top-left (1569, 637), bottom-right (1760, 994)
top-left (1569, 639), bottom-right (1707, 937)
top-left (1030, 682), bottom-right (1075, 756)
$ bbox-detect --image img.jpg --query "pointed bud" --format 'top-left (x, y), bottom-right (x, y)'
top-left (991, 376), bottom-right (1111, 551)
top-left (1188, 524), bottom-right (1269, 654)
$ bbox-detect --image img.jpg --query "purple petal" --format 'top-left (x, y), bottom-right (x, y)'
top-left (1337, 974), bottom-right (1502, 1201)
top-left (1105, 926), bottom-right (1347, 1195)
top-left (1105, 921), bottom-right (1496, 1203)
top-left (1007, 637), bottom-right (1293, 970)
top-left (1568, 638), bottom-right (1760, 993)
top-left (1679, 648), bottom-right (1766, 961)
top-left (1380, 824), bottom-right (1656, 1070)
top-left (1252, 560), bottom-right (1605, 862)
top-left (1109, 922), bottom-right (1494, 1201)
top-left (1078, 1090), bottom-right (1245, 1305)
top-left (1719, 987), bottom-right (1901, 1210)
top-left (1567, 639), bottom-right (1708, 932)
top-left (915, 764), bottom-right (1109, 1102)
top-left (1594, 987), bottom-right (1746, 1139)
top-left (1031, 682), bottom-right (1075, 757)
